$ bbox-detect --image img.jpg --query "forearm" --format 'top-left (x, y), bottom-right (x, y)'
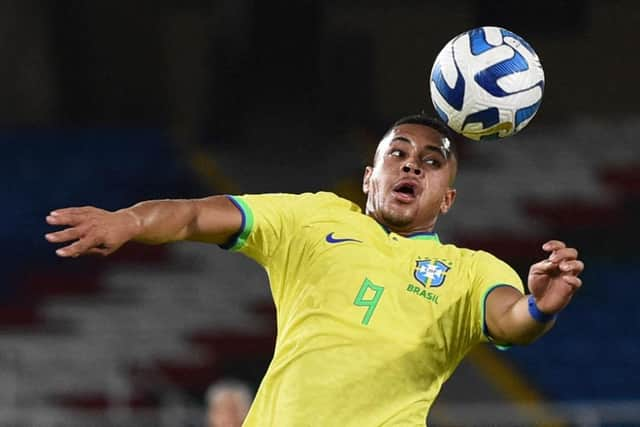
top-left (124, 199), bottom-right (200, 244)
top-left (46, 195), bottom-right (242, 257)
top-left (125, 195), bottom-right (241, 245)
top-left (494, 295), bottom-right (555, 345)
top-left (485, 286), bottom-right (556, 346)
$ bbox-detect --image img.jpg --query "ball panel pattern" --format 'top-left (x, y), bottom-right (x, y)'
top-left (429, 26), bottom-right (545, 141)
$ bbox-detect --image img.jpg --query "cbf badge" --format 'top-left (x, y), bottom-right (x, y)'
top-left (414, 259), bottom-right (450, 287)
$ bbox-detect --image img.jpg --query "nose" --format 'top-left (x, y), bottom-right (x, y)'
top-left (402, 162), bottom-right (422, 176)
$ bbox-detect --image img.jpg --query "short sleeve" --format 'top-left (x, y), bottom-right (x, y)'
top-left (219, 192), bottom-right (359, 307)
top-left (470, 250), bottom-right (525, 347)
top-left (219, 193), bottom-right (306, 266)
top-left (220, 192), bottom-right (357, 267)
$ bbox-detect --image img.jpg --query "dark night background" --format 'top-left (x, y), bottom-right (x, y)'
top-left (2, 1), bottom-right (639, 426)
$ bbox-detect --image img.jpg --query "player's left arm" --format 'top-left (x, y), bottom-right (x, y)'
top-left (485, 240), bottom-right (584, 345)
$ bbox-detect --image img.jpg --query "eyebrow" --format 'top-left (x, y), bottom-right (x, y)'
top-left (390, 136), bottom-right (449, 160)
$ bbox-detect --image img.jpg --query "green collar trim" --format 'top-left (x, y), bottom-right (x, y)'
top-left (374, 219), bottom-right (440, 242)
top-left (407, 232), bottom-right (440, 242)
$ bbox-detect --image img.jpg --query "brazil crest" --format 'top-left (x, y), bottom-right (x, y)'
top-left (414, 259), bottom-right (450, 287)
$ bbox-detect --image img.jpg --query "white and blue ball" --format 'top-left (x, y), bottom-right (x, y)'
top-left (429, 26), bottom-right (545, 141)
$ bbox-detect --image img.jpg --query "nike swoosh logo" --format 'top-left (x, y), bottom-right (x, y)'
top-left (325, 232), bottom-right (362, 244)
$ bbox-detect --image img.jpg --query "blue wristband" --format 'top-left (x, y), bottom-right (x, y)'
top-left (527, 295), bottom-right (557, 323)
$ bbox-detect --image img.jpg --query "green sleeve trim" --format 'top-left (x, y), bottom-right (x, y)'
top-left (220, 195), bottom-right (254, 251)
top-left (481, 284), bottom-right (521, 351)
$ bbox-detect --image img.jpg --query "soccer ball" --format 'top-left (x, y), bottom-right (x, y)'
top-left (429, 26), bottom-right (545, 141)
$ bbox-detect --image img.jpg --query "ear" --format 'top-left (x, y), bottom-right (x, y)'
top-left (362, 166), bottom-right (373, 194)
top-left (439, 188), bottom-right (457, 215)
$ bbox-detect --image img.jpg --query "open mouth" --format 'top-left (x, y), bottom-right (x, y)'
top-left (392, 181), bottom-right (418, 202)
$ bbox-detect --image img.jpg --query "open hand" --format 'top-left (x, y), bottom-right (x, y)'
top-left (528, 240), bottom-right (584, 314)
top-left (45, 207), bottom-right (139, 257)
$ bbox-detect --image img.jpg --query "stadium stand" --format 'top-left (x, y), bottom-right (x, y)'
top-left (3, 119), bottom-right (639, 425)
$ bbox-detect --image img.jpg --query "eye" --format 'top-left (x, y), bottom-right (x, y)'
top-left (422, 157), bottom-right (441, 167)
top-left (389, 149), bottom-right (405, 158)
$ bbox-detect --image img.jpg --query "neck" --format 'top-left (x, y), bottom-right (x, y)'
top-left (366, 211), bottom-right (437, 237)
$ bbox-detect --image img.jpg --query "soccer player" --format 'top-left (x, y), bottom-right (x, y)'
top-left (205, 379), bottom-right (252, 427)
top-left (45, 115), bottom-right (584, 426)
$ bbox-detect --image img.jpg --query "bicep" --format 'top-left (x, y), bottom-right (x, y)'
top-left (187, 195), bottom-right (243, 244)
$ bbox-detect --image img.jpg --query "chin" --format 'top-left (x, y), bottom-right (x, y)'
top-left (381, 208), bottom-right (415, 229)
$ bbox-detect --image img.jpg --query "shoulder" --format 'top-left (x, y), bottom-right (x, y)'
top-left (285, 191), bottom-right (362, 214)
top-left (231, 192), bottom-right (362, 227)
top-left (237, 191), bottom-right (359, 209)
top-left (426, 240), bottom-right (477, 261)
top-left (432, 242), bottom-right (522, 293)
top-left (301, 191), bottom-right (359, 206)
top-left (433, 242), bottom-right (513, 272)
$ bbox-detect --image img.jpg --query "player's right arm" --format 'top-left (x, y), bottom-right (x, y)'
top-left (45, 196), bottom-right (242, 258)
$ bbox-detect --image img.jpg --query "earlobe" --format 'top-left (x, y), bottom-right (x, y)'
top-left (440, 188), bottom-right (457, 214)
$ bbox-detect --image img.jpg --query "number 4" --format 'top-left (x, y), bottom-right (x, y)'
top-left (353, 278), bottom-right (384, 325)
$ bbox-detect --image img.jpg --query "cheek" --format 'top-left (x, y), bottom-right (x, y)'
top-left (369, 180), bottom-right (382, 202)
top-left (430, 172), bottom-right (450, 191)
top-left (368, 173), bottom-right (383, 194)
top-left (421, 176), bottom-right (449, 202)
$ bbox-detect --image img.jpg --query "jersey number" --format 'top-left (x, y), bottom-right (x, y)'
top-left (353, 278), bottom-right (384, 326)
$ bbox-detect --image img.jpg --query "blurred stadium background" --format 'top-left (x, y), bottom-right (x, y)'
top-left (4, 0), bottom-right (640, 425)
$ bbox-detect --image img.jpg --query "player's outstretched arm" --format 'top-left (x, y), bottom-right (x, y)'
top-left (485, 240), bottom-right (584, 345)
top-left (45, 196), bottom-right (242, 258)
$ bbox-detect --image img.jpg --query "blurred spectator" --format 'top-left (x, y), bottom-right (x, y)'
top-left (205, 379), bottom-right (253, 427)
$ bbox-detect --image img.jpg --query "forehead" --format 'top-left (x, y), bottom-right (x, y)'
top-left (377, 123), bottom-right (450, 155)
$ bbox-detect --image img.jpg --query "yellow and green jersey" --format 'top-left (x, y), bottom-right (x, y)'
top-left (222, 192), bottom-right (524, 426)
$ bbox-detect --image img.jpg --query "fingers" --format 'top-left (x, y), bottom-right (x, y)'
top-left (563, 274), bottom-right (582, 289)
top-left (542, 240), bottom-right (566, 252)
top-left (559, 259), bottom-right (584, 275)
top-left (530, 241), bottom-right (585, 313)
top-left (47, 212), bottom-right (85, 227)
top-left (45, 206), bottom-right (123, 258)
top-left (45, 226), bottom-right (85, 244)
top-left (542, 240), bottom-right (581, 269)
top-left (45, 206), bottom-right (121, 258)
top-left (53, 236), bottom-right (113, 258)
top-left (55, 235), bottom-right (100, 258)
top-left (86, 247), bottom-right (110, 257)
top-left (46, 207), bottom-right (100, 226)
top-left (549, 247), bottom-right (578, 263)
top-left (530, 259), bottom-right (558, 274)
top-left (530, 257), bottom-right (584, 276)
top-left (45, 208), bottom-right (94, 257)
top-left (49, 206), bottom-right (95, 216)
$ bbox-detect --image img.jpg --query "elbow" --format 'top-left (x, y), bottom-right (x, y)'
top-left (508, 334), bottom-right (542, 346)
top-left (495, 320), bottom-right (556, 346)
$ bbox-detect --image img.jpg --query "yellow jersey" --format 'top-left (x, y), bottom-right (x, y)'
top-left (222, 192), bottom-right (524, 426)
